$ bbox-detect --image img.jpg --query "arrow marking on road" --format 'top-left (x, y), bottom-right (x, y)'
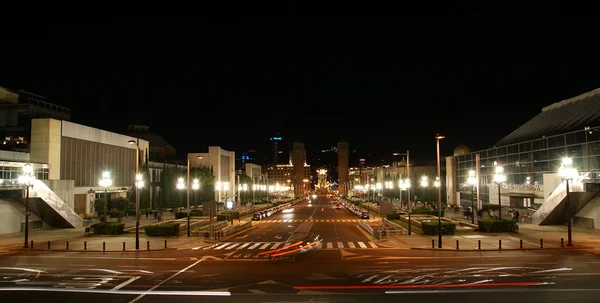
top-left (274, 235), bottom-right (282, 239)
top-left (235, 235), bottom-right (248, 239)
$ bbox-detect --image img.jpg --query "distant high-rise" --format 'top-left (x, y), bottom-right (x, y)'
top-left (337, 140), bottom-right (349, 197)
top-left (291, 139), bottom-right (305, 197)
top-left (270, 134), bottom-right (283, 164)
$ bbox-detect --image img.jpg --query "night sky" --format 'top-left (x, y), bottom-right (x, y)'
top-left (2, 7), bottom-right (599, 164)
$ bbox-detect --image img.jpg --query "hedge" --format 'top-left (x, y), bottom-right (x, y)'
top-left (189, 210), bottom-right (203, 216)
top-left (216, 214), bottom-right (227, 221)
top-left (412, 208), bottom-right (445, 217)
top-left (175, 212), bottom-right (188, 219)
top-left (109, 211), bottom-right (126, 218)
top-left (90, 222), bottom-right (125, 235)
top-left (144, 223), bottom-right (181, 237)
top-left (386, 213), bottom-right (400, 220)
top-left (478, 218), bottom-right (517, 232)
top-left (421, 221), bottom-right (456, 235)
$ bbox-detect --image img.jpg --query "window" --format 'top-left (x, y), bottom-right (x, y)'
top-left (496, 147), bottom-right (507, 156)
top-left (548, 135), bottom-right (565, 148)
top-left (567, 145), bottom-right (583, 158)
top-left (566, 131), bottom-right (586, 145)
top-left (520, 142), bottom-right (532, 152)
top-left (534, 161), bottom-right (549, 172)
top-left (520, 152), bottom-right (531, 163)
top-left (548, 147), bottom-right (566, 160)
top-left (589, 142), bottom-right (600, 155)
top-left (534, 150), bottom-right (548, 161)
top-left (533, 139), bottom-right (547, 150)
top-left (587, 129), bottom-right (600, 143)
top-left (508, 144), bottom-right (519, 154)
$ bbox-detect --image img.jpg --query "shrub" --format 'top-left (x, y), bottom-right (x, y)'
top-left (175, 212), bottom-right (188, 219)
top-left (189, 210), bottom-right (203, 216)
top-left (90, 222), bottom-right (125, 235)
top-left (481, 204), bottom-right (502, 211)
top-left (478, 218), bottom-right (517, 232)
top-left (109, 211), bottom-right (126, 218)
top-left (412, 208), bottom-right (445, 217)
top-left (144, 223), bottom-right (181, 237)
top-left (111, 197), bottom-right (130, 211)
top-left (125, 210), bottom-right (136, 216)
top-left (386, 213), bottom-right (400, 220)
top-left (94, 199), bottom-right (107, 213)
top-left (216, 214), bottom-right (227, 221)
top-left (421, 221), bottom-right (456, 235)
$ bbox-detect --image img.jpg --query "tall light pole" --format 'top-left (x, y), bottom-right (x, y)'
top-left (420, 175), bottom-right (429, 204)
top-left (435, 133), bottom-right (445, 248)
top-left (192, 178), bottom-right (200, 208)
top-left (99, 171), bottom-right (112, 222)
top-left (467, 170), bottom-right (477, 224)
top-left (18, 164), bottom-right (36, 248)
top-left (559, 157), bottom-right (578, 246)
top-left (493, 161), bottom-right (506, 219)
top-left (186, 155), bottom-right (202, 237)
top-left (127, 139), bottom-right (142, 250)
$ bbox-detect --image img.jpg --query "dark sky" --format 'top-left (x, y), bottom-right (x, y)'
top-left (2, 5), bottom-right (600, 164)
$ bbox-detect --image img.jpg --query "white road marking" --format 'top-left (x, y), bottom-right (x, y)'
top-left (357, 242), bottom-right (367, 248)
top-left (368, 242), bottom-right (377, 248)
top-left (237, 243), bottom-right (251, 249)
top-left (347, 242), bottom-right (356, 248)
top-left (326, 242), bottom-right (333, 249)
top-left (111, 276), bottom-right (140, 291)
top-left (270, 243), bottom-right (282, 249)
top-left (224, 243), bottom-right (240, 250)
top-left (337, 242), bottom-right (345, 248)
top-left (259, 243), bottom-right (271, 249)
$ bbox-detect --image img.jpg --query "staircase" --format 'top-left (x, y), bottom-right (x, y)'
top-left (532, 181), bottom-right (598, 225)
top-left (18, 179), bottom-right (83, 228)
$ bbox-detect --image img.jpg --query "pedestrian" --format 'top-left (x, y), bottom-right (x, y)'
top-left (514, 210), bottom-right (520, 222)
top-left (145, 209), bottom-right (148, 219)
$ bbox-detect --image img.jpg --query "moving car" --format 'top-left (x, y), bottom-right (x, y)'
top-left (361, 211), bottom-right (370, 219)
top-left (335, 203), bottom-right (341, 209)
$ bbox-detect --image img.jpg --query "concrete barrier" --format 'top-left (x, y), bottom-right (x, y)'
top-left (221, 221), bottom-right (252, 237)
top-left (360, 220), bottom-right (374, 235)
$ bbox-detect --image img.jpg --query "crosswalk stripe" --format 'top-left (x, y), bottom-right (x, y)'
top-left (277, 220), bottom-right (282, 222)
top-left (368, 242), bottom-right (377, 248)
top-left (271, 243), bottom-right (282, 249)
top-left (337, 242), bottom-right (345, 248)
top-left (259, 243), bottom-right (271, 249)
top-left (326, 242), bottom-right (333, 249)
top-left (248, 243), bottom-right (262, 249)
top-left (215, 243), bottom-right (230, 250)
top-left (357, 242), bottom-right (367, 248)
top-left (347, 242), bottom-right (355, 248)
top-left (237, 243), bottom-right (251, 249)
top-left (225, 243), bottom-right (241, 250)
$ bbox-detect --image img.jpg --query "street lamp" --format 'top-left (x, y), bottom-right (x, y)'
top-left (99, 171), bottom-right (112, 223)
top-left (127, 139), bottom-right (141, 250)
top-left (420, 175), bottom-right (429, 204)
top-left (18, 164), bottom-right (36, 248)
top-left (177, 177), bottom-right (185, 212)
top-left (399, 178), bottom-right (412, 235)
top-left (493, 161), bottom-right (506, 219)
top-left (435, 133), bottom-right (445, 248)
top-left (384, 181), bottom-right (393, 202)
top-left (186, 155), bottom-right (203, 237)
top-left (134, 173), bottom-right (144, 249)
top-left (467, 170), bottom-right (478, 224)
top-left (559, 157), bottom-right (578, 246)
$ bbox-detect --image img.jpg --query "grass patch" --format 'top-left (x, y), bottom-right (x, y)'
top-left (391, 219), bottom-right (424, 234)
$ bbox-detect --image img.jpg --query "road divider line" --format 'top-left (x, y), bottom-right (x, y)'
top-left (111, 276), bottom-right (140, 291)
top-left (128, 258), bottom-right (205, 303)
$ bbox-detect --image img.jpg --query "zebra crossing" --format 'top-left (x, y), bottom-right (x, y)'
top-left (197, 240), bottom-right (379, 251)
top-left (253, 219), bottom-right (374, 224)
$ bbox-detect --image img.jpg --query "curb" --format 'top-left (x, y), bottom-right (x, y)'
top-left (411, 246), bottom-right (591, 251)
top-left (217, 224), bottom-right (255, 242)
top-left (9, 248), bottom-right (178, 253)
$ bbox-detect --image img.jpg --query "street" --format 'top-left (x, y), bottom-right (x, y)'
top-left (1, 198), bottom-right (600, 302)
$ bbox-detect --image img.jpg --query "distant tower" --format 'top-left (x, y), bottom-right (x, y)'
top-left (270, 134), bottom-right (282, 164)
top-left (291, 139), bottom-right (305, 198)
top-left (337, 140), bottom-right (349, 197)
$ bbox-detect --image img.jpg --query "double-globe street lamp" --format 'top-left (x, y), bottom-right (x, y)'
top-left (467, 170), bottom-right (478, 224)
top-left (435, 133), bottom-right (445, 249)
top-left (127, 139), bottom-right (145, 250)
top-left (399, 178), bottom-right (412, 235)
top-left (493, 161), bottom-right (506, 219)
top-left (559, 157), bottom-right (578, 246)
top-left (18, 164), bottom-right (36, 248)
top-left (99, 171), bottom-right (112, 222)
top-left (176, 176), bottom-right (200, 236)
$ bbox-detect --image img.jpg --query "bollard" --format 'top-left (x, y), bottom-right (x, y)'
top-left (478, 240), bottom-right (481, 250)
top-left (123, 242), bottom-right (126, 251)
top-left (47, 241), bottom-right (50, 250)
top-left (540, 239), bottom-right (543, 248)
top-left (30, 241), bottom-right (33, 249)
top-left (456, 240), bottom-right (459, 250)
top-left (561, 238), bottom-right (564, 247)
top-left (164, 240), bottom-right (167, 249)
top-left (147, 241), bottom-right (150, 250)
top-left (103, 242), bottom-right (106, 251)
top-left (432, 239), bottom-right (435, 248)
top-left (499, 240), bottom-right (502, 250)
top-left (520, 239), bottom-right (523, 249)
top-left (84, 241), bottom-right (87, 250)
top-left (66, 241), bottom-right (69, 250)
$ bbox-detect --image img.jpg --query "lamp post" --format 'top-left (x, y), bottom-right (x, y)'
top-left (420, 176), bottom-right (429, 205)
top-left (467, 170), bottom-right (477, 224)
top-left (435, 133), bottom-right (445, 248)
top-left (99, 171), bottom-right (112, 222)
top-left (177, 177), bottom-right (185, 211)
top-left (559, 157), bottom-right (578, 246)
top-left (399, 178), bottom-right (411, 235)
top-left (493, 161), bottom-right (506, 219)
top-left (186, 155), bottom-right (203, 237)
top-left (127, 139), bottom-right (142, 250)
top-left (18, 164), bottom-right (36, 248)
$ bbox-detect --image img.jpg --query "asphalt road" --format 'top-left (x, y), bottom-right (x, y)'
top-left (2, 197), bottom-right (600, 302)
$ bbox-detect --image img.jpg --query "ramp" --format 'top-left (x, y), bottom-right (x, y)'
top-left (17, 180), bottom-right (83, 228)
top-left (532, 181), bottom-right (597, 225)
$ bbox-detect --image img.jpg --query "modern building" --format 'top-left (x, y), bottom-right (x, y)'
top-left (0, 117), bottom-right (149, 234)
top-left (337, 140), bottom-right (349, 197)
top-left (270, 134), bottom-right (284, 164)
top-left (236, 149), bottom-right (259, 170)
top-left (0, 87), bottom-right (71, 152)
top-left (124, 124), bottom-right (176, 162)
top-left (245, 163), bottom-right (262, 179)
top-left (262, 164), bottom-right (311, 195)
top-left (187, 146), bottom-right (235, 202)
top-left (446, 88), bottom-right (600, 229)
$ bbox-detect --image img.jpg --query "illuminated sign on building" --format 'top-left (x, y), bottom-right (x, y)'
top-left (270, 137), bottom-right (282, 141)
